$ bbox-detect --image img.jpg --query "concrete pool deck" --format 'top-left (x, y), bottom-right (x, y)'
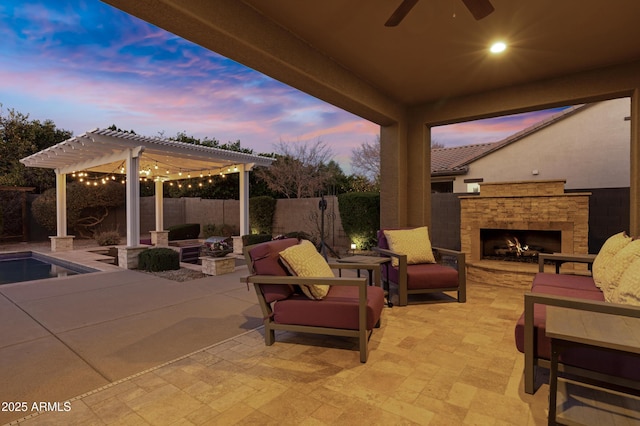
top-left (0, 244), bottom-right (261, 425)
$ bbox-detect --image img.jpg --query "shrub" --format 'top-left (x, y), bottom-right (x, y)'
top-left (138, 248), bottom-right (180, 272)
top-left (249, 196), bottom-right (277, 234)
top-left (242, 233), bottom-right (273, 246)
top-left (280, 231), bottom-right (316, 245)
top-left (94, 230), bottom-right (121, 246)
top-left (338, 192), bottom-right (380, 250)
top-left (168, 223), bottom-right (200, 240)
top-left (203, 223), bottom-right (237, 238)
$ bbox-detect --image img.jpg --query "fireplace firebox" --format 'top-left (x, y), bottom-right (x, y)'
top-left (481, 229), bottom-right (562, 263)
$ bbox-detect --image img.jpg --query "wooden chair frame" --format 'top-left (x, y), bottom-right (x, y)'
top-left (244, 246), bottom-right (380, 362)
top-left (374, 246), bottom-right (466, 306)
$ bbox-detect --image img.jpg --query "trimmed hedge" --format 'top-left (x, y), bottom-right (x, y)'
top-left (338, 192), bottom-right (380, 250)
top-left (168, 223), bottom-right (200, 240)
top-left (203, 223), bottom-right (237, 238)
top-left (242, 233), bottom-right (273, 246)
top-left (250, 196), bottom-right (276, 234)
top-left (138, 247), bottom-right (180, 272)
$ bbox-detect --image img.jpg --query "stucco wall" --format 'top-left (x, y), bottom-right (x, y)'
top-left (138, 196), bottom-right (350, 250)
top-left (452, 98), bottom-right (631, 192)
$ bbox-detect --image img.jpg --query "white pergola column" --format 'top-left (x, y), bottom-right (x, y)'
top-left (239, 164), bottom-right (249, 236)
top-left (150, 179), bottom-right (169, 246)
top-left (49, 171), bottom-right (74, 251)
top-left (55, 172), bottom-right (67, 237)
top-left (155, 179), bottom-right (164, 231)
top-left (125, 147), bottom-right (143, 247)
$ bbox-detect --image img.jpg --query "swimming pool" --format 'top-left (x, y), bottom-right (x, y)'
top-left (0, 252), bottom-right (98, 285)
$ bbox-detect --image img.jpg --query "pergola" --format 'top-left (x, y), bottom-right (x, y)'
top-left (20, 128), bottom-right (274, 254)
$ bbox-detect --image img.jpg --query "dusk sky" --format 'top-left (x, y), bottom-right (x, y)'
top-left (1, 1), bottom-right (563, 172)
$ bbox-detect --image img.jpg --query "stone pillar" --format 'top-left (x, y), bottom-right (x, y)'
top-left (117, 246), bottom-right (148, 270)
top-left (150, 230), bottom-right (169, 246)
top-left (232, 235), bottom-right (243, 255)
top-left (49, 236), bottom-right (75, 252)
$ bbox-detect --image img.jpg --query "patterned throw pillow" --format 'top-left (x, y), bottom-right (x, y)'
top-left (612, 257), bottom-right (640, 306)
top-left (279, 239), bottom-right (332, 300)
top-left (601, 239), bottom-right (640, 302)
top-left (592, 231), bottom-right (631, 291)
top-left (383, 226), bottom-right (436, 267)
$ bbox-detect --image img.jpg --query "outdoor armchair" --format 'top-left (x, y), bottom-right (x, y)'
top-left (243, 238), bottom-right (385, 362)
top-left (375, 227), bottom-right (466, 306)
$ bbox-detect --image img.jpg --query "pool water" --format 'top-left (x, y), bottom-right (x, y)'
top-left (0, 252), bottom-right (94, 285)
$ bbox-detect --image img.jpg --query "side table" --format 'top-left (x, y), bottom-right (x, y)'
top-left (336, 255), bottom-right (392, 307)
top-left (546, 306), bottom-right (640, 425)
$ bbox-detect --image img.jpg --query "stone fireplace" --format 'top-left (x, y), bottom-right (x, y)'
top-left (459, 180), bottom-right (590, 287)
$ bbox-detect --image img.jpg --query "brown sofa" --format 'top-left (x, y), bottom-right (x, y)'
top-left (514, 253), bottom-right (640, 394)
top-left (244, 238), bottom-right (385, 362)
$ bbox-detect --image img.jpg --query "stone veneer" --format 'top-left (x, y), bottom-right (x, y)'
top-left (460, 180), bottom-right (590, 287)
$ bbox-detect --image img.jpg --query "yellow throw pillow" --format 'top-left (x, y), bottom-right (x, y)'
top-left (612, 257), bottom-right (640, 306)
top-left (384, 226), bottom-right (436, 267)
top-left (592, 232), bottom-right (631, 291)
top-left (601, 239), bottom-right (640, 302)
top-left (279, 239), bottom-right (332, 300)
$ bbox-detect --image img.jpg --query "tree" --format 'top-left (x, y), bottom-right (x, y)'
top-left (350, 135), bottom-right (380, 184)
top-left (0, 106), bottom-right (72, 193)
top-left (350, 135), bottom-right (446, 188)
top-left (432, 139), bottom-right (445, 149)
top-left (31, 180), bottom-right (125, 237)
top-left (255, 139), bottom-right (335, 198)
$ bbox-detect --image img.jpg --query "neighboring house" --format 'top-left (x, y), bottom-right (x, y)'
top-left (431, 98), bottom-right (631, 193)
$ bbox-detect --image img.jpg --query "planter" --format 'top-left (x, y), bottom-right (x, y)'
top-left (201, 256), bottom-right (235, 276)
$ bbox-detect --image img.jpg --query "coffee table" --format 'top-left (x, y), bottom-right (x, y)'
top-left (546, 306), bottom-right (640, 425)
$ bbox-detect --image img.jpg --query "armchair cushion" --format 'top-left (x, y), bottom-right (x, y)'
top-left (383, 226), bottom-right (436, 267)
top-left (274, 285), bottom-right (385, 330)
top-left (279, 239), bottom-right (331, 300)
top-left (247, 238), bottom-right (298, 303)
top-left (405, 263), bottom-right (459, 290)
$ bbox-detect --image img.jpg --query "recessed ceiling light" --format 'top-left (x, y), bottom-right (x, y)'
top-left (490, 41), bottom-right (507, 54)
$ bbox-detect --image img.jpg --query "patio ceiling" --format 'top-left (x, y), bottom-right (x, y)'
top-left (102, 0), bottom-right (640, 124)
top-left (20, 128), bottom-right (274, 181)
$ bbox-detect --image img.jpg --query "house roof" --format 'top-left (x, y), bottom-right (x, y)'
top-left (431, 142), bottom-right (498, 175)
top-left (20, 128), bottom-right (274, 181)
top-left (431, 104), bottom-right (591, 175)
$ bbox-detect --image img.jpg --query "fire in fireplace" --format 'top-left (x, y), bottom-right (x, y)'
top-left (480, 229), bottom-right (562, 263)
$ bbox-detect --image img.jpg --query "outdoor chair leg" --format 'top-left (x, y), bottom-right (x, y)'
top-left (264, 324), bottom-right (275, 346)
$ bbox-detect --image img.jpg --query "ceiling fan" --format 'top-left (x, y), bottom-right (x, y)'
top-left (385, 0), bottom-right (494, 27)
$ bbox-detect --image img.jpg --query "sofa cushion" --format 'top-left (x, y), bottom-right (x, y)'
top-left (383, 226), bottom-right (436, 267)
top-left (613, 256), bottom-right (640, 305)
top-left (592, 231), bottom-right (631, 291)
top-left (531, 272), bottom-right (601, 292)
top-left (514, 285), bottom-right (604, 357)
top-left (273, 285), bottom-right (385, 330)
top-left (279, 239), bottom-right (332, 300)
top-left (248, 238), bottom-right (298, 303)
top-left (602, 240), bottom-right (640, 303)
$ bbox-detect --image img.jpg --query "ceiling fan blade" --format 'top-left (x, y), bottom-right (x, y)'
top-left (461, 0), bottom-right (494, 20)
top-left (385, 0), bottom-right (419, 27)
